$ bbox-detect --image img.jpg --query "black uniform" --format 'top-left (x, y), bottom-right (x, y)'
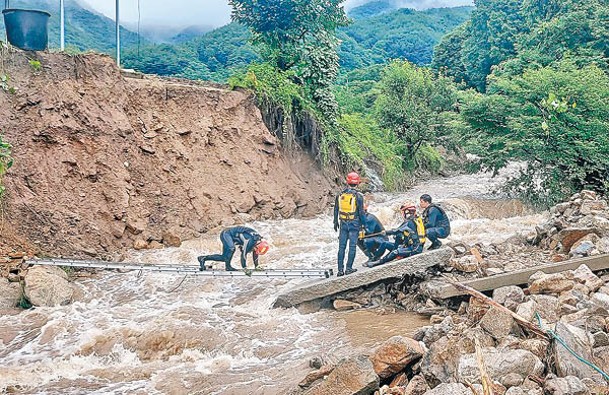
top-left (423, 204), bottom-right (451, 249)
top-left (357, 212), bottom-right (388, 261)
top-left (333, 187), bottom-right (366, 275)
top-left (198, 226), bottom-right (262, 271)
top-left (367, 219), bottom-right (422, 267)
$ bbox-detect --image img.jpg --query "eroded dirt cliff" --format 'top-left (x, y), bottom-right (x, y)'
top-left (0, 50), bottom-right (333, 259)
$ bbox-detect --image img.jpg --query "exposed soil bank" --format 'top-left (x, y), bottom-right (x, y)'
top-left (0, 50), bottom-right (333, 259)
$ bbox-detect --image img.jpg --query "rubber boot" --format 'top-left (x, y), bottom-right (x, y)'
top-left (429, 240), bottom-right (443, 250)
top-left (225, 263), bottom-right (237, 271)
top-left (345, 268), bottom-right (358, 275)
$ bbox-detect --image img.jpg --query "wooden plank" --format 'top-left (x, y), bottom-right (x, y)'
top-left (428, 254), bottom-right (609, 300)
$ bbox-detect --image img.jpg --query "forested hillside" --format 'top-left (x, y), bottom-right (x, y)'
top-left (121, 6), bottom-right (472, 82)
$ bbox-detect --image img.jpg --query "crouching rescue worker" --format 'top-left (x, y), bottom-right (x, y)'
top-left (365, 204), bottom-right (423, 267)
top-left (197, 226), bottom-right (270, 271)
top-left (334, 172), bottom-right (366, 277)
top-left (357, 202), bottom-right (388, 264)
top-left (420, 194), bottom-right (451, 250)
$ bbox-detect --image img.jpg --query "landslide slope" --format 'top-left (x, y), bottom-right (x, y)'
top-left (0, 50), bottom-right (333, 258)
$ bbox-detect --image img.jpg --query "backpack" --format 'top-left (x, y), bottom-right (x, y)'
top-left (414, 216), bottom-right (427, 244)
top-left (338, 191), bottom-right (358, 221)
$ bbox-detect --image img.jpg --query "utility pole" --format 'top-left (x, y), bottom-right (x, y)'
top-left (115, 0), bottom-right (120, 67)
top-left (60, 0), bottom-right (64, 50)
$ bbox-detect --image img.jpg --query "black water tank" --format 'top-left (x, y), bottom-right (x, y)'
top-left (2, 8), bottom-right (51, 51)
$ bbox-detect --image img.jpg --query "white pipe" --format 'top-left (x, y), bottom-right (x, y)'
top-left (60, 0), bottom-right (64, 50)
top-left (115, 0), bottom-right (120, 67)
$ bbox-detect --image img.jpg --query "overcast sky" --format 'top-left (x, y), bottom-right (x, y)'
top-left (81, 0), bottom-right (473, 28)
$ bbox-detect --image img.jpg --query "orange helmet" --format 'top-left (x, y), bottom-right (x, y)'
top-left (346, 172), bottom-right (361, 185)
top-left (255, 240), bottom-right (270, 255)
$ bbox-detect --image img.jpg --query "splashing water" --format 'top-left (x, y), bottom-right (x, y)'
top-left (0, 168), bottom-right (548, 394)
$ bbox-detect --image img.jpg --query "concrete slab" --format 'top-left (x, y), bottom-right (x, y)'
top-left (273, 248), bottom-right (453, 308)
top-left (426, 254), bottom-right (609, 300)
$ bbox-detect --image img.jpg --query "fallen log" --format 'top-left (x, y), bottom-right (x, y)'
top-left (441, 274), bottom-right (549, 339)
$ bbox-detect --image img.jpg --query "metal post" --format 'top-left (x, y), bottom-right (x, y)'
top-left (115, 0), bottom-right (120, 67)
top-left (4, 1), bottom-right (9, 10)
top-left (60, 0), bottom-right (64, 50)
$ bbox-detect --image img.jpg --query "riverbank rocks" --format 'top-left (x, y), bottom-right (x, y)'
top-left (370, 336), bottom-right (424, 379)
top-left (425, 383), bottom-right (472, 395)
top-left (304, 355), bottom-right (379, 395)
top-left (545, 376), bottom-right (590, 395)
top-left (493, 286), bottom-right (525, 311)
top-left (457, 348), bottom-right (544, 385)
top-left (24, 265), bottom-right (73, 306)
top-left (0, 278), bottom-right (23, 308)
top-left (554, 322), bottom-right (601, 382)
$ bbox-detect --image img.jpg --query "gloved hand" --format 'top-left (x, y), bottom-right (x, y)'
top-left (334, 222), bottom-right (339, 232)
top-left (358, 228), bottom-right (365, 240)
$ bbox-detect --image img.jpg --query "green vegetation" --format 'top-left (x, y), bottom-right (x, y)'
top-left (432, 0), bottom-right (609, 205)
top-left (28, 59), bottom-right (42, 72)
top-left (0, 135), bottom-right (13, 198)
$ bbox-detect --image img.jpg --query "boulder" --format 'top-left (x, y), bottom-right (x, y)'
top-left (403, 375), bottom-right (429, 395)
top-left (529, 295), bottom-right (560, 323)
top-left (591, 293), bottom-right (609, 311)
top-left (515, 300), bottom-right (537, 323)
top-left (554, 322), bottom-right (601, 382)
top-left (493, 286), bottom-right (525, 311)
top-left (370, 336), bottom-right (424, 379)
top-left (592, 332), bottom-right (609, 348)
top-left (450, 255), bottom-right (480, 273)
top-left (569, 265), bottom-right (604, 292)
top-left (304, 355), bottom-right (379, 395)
top-left (579, 200), bottom-right (607, 215)
top-left (545, 376), bottom-right (590, 395)
top-left (519, 338), bottom-right (550, 360)
top-left (505, 388), bottom-right (526, 395)
top-left (425, 383), bottom-right (473, 395)
top-left (162, 231), bottom-right (182, 247)
top-left (333, 299), bottom-right (362, 311)
top-left (133, 239), bottom-right (148, 250)
top-left (389, 372), bottom-right (408, 388)
top-left (457, 348), bottom-right (544, 385)
top-left (480, 307), bottom-right (516, 339)
top-left (556, 228), bottom-right (599, 253)
top-left (592, 346), bottom-right (609, 373)
top-left (0, 278), bottom-right (22, 308)
top-left (569, 235), bottom-right (599, 257)
top-left (298, 364), bottom-right (335, 388)
top-left (500, 372), bottom-right (525, 388)
top-left (24, 266), bottom-right (73, 307)
top-left (529, 271), bottom-right (575, 294)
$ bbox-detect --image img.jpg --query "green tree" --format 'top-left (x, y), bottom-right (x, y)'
top-left (461, 61), bottom-right (609, 206)
top-left (374, 61), bottom-right (458, 163)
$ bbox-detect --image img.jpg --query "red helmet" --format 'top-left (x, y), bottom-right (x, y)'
top-left (255, 240), bottom-right (270, 255)
top-left (346, 172), bottom-right (361, 185)
top-left (400, 204), bottom-right (417, 216)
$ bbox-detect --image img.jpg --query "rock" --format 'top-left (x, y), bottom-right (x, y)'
top-left (592, 346), bottom-right (609, 374)
top-left (450, 255), bottom-right (480, 273)
top-left (570, 236), bottom-right (598, 257)
top-left (133, 239), bottom-right (148, 250)
top-left (505, 388), bottom-right (526, 395)
top-left (569, 265), bottom-right (604, 292)
top-left (468, 296), bottom-right (491, 322)
top-left (579, 200), bottom-right (607, 215)
top-left (0, 278), bottom-right (22, 308)
top-left (299, 364), bottom-right (335, 388)
top-left (425, 383), bottom-right (472, 395)
top-left (24, 266), bottom-right (73, 307)
top-left (162, 231), bottom-right (182, 247)
top-left (370, 336), bottom-right (424, 379)
top-left (304, 354), bottom-right (379, 395)
top-left (480, 307), bottom-right (516, 339)
top-left (556, 228), bottom-right (599, 253)
top-left (457, 348), bottom-right (544, 384)
top-left (519, 338), bottom-right (550, 360)
top-left (515, 300), bottom-right (537, 323)
top-left (403, 375), bottom-right (428, 395)
top-left (591, 293), bottom-right (609, 311)
top-left (530, 294), bottom-right (561, 323)
top-left (420, 329), bottom-right (495, 386)
top-left (389, 372), bottom-right (409, 388)
top-left (333, 299), bottom-right (362, 311)
top-left (148, 240), bottom-right (164, 249)
top-left (554, 322), bottom-right (601, 382)
top-left (529, 271), bottom-right (575, 294)
top-left (581, 377), bottom-right (609, 395)
top-left (559, 289), bottom-right (587, 307)
top-left (545, 376), bottom-right (590, 395)
top-left (493, 286), bottom-right (525, 311)
top-left (500, 372), bottom-right (525, 388)
top-left (592, 332), bottom-right (609, 348)
top-left (309, 357), bottom-right (324, 369)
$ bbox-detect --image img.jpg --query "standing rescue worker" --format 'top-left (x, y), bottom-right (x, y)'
top-left (197, 226), bottom-right (270, 271)
top-left (334, 172), bottom-right (366, 276)
top-left (420, 194), bottom-right (451, 250)
top-left (365, 204), bottom-right (423, 267)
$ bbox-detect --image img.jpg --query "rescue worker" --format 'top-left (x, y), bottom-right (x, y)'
top-left (197, 226), bottom-right (270, 271)
top-left (334, 172), bottom-right (366, 276)
top-left (357, 202), bottom-right (388, 264)
top-left (420, 194), bottom-right (451, 250)
top-left (365, 204), bottom-right (422, 267)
